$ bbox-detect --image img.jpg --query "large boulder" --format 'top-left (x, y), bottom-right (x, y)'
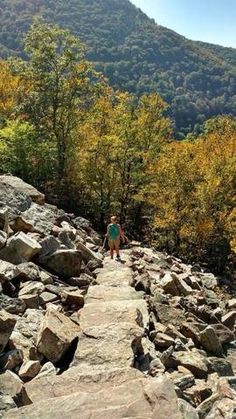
top-left (0, 175), bottom-right (45, 205)
top-left (76, 241), bottom-right (102, 267)
top-left (9, 309), bottom-right (44, 362)
top-left (169, 349), bottom-right (208, 379)
top-left (37, 308), bottom-right (80, 363)
top-left (199, 326), bottom-right (223, 356)
top-left (0, 180), bottom-right (32, 218)
top-left (0, 294), bottom-right (26, 315)
top-left (0, 232), bottom-right (42, 264)
top-left (0, 370), bottom-right (24, 399)
top-left (0, 260), bottom-right (20, 282)
top-left (0, 309), bottom-right (18, 353)
top-left (18, 203), bottom-right (63, 235)
top-left (39, 249), bottom-right (82, 278)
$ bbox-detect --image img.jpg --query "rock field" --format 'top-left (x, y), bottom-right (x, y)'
top-left (0, 175), bottom-right (236, 418)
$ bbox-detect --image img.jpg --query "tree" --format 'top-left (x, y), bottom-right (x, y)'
top-left (12, 19), bottom-right (100, 178)
top-left (143, 116), bottom-right (236, 272)
top-left (0, 120), bottom-right (57, 185)
top-left (0, 61), bottom-right (20, 120)
top-left (68, 89), bottom-right (172, 228)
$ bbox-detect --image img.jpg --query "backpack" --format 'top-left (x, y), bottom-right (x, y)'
top-left (109, 223), bottom-right (120, 240)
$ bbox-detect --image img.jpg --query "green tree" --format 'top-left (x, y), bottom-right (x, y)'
top-left (0, 120), bottom-right (57, 185)
top-left (12, 19), bottom-right (100, 178)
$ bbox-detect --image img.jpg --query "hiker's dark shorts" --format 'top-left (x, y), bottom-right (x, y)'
top-left (108, 238), bottom-right (120, 250)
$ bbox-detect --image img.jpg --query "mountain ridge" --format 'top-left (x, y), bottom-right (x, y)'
top-left (0, 0), bottom-right (235, 135)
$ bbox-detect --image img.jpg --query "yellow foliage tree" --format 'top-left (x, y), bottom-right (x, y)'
top-left (0, 61), bottom-right (21, 119)
top-left (143, 116), bottom-right (236, 271)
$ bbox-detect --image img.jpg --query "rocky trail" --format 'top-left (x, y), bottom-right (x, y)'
top-left (0, 176), bottom-right (236, 419)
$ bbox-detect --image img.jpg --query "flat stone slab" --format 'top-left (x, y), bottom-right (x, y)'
top-left (96, 266), bottom-right (133, 286)
top-left (73, 322), bottom-right (144, 368)
top-left (24, 366), bottom-right (142, 403)
top-left (5, 376), bottom-right (182, 419)
top-left (86, 284), bottom-right (144, 303)
top-left (79, 299), bottom-right (149, 329)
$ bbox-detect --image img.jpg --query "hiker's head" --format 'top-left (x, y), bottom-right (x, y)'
top-left (111, 215), bottom-right (117, 223)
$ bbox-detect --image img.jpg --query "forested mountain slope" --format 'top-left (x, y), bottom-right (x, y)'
top-left (0, 0), bottom-right (235, 136)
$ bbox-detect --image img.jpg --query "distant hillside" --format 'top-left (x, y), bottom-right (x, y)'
top-left (197, 41), bottom-right (236, 67)
top-left (0, 0), bottom-right (235, 136)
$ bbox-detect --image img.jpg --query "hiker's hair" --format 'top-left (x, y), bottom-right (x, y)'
top-left (111, 216), bottom-right (117, 223)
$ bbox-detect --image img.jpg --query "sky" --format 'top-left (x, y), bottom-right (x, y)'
top-left (130, 0), bottom-right (236, 48)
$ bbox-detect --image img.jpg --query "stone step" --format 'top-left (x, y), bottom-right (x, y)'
top-left (96, 265), bottom-right (133, 286)
top-left (5, 375), bottom-right (181, 419)
top-left (79, 299), bottom-right (149, 329)
top-left (85, 284), bottom-right (144, 303)
top-left (24, 366), bottom-right (142, 403)
top-left (72, 322), bottom-right (144, 368)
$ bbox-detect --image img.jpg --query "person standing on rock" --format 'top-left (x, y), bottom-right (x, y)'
top-left (107, 216), bottom-right (124, 260)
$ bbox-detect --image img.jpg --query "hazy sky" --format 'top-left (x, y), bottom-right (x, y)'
top-left (130, 0), bottom-right (236, 48)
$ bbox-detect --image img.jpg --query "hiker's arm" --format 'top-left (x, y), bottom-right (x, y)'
top-left (106, 225), bottom-right (109, 238)
top-left (119, 227), bottom-right (125, 242)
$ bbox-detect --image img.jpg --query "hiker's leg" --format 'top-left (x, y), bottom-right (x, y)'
top-left (114, 238), bottom-right (120, 257)
top-left (109, 240), bottom-right (114, 259)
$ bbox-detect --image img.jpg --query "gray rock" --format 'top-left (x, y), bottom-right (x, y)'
top-left (161, 273), bottom-right (180, 296)
top-left (0, 370), bottom-right (23, 398)
top-left (152, 302), bottom-right (186, 328)
top-left (4, 375), bottom-right (182, 419)
top-left (39, 292), bottom-right (58, 305)
top-left (0, 230), bottom-right (7, 249)
top-left (17, 262), bottom-right (41, 281)
top-left (0, 175), bottom-right (45, 205)
top-left (18, 281), bottom-right (44, 297)
top-left (154, 332), bottom-right (175, 348)
top-left (199, 326), bottom-right (223, 356)
top-left (36, 361), bottom-right (57, 379)
top-left (18, 360), bottom-right (41, 380)
top-left (74, 216), bottom-right (90, 231)
top-left (184, 380), bottom-right (213, 406)
top-left (0, 394), bottom-right (17, 415)
top-left (222, 311), bottom-right (236, 330)
top-left (0, 180), bottom-right (32, 217)
top-left (58, 229), bottom-right (75, 249)
top-left (207, 357), bottom-right (234, 377)
top-left (0, 310), bottom-right (18, 353)
top-left (174, 374), bottom-right (195, 390)
top-left (19, 294), bottom-right (40, 309)
top-left (67, 274), bottom-right (92, 288)
top-left (21, 203), bottom-right (62, 235)
top-left (0, 232), bottom-right (42, 264)
top-left (211, 323), bottom-right (235, 344)
top-left (76, 241), bottom-right (103, 266)
top-left (178, 399), bottom-right (199, 419)
top-left (38, 236), bottom-right (60, 258)
top-left (149, 358), bottom-right (165, 376)
top-left (37, 308), bottom-right (80, 363)
top-left (9, 309), bottom-right (44, 362)
top-left (226, 348), bottom-right (236, 374)
top-left (228, 299), bottom-right (236, 310)
top-left (0, 260), bottom-right (20, 282)
top-left (0, 348), bottom-right (23, 370)
top-left (39, 249), bottom-right (82, 278)
top-left (169, 349), bottom-right (208, 379)
top-left (0, 294), bottom-right (26, 315)
top-left (205, 379), bottom-right (236, 418)
top-left (61, 290), bottom-right (84, 308)
top-left (199, 273), bottom-right (217, 290)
